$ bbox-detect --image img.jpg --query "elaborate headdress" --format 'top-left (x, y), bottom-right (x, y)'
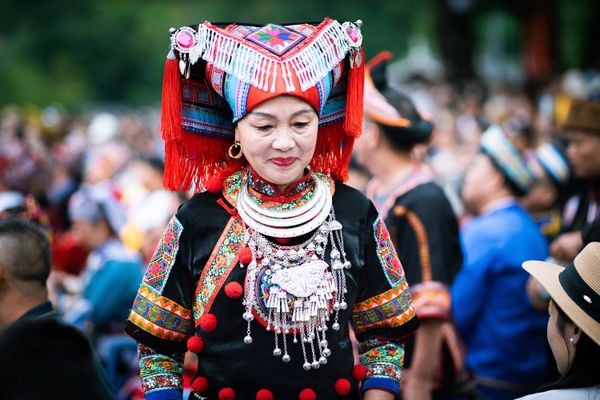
top-left (533, 142), bottom-right (570, 186)
top-left (363, 51), bottom-right (433, 146)
top-left (480, 125), bottom-right (535, 195)
top-left (160, 18), bottom-right (365, 191)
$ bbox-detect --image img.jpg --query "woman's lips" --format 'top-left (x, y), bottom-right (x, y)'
top-left (271, 157), bottom-right (295, 167)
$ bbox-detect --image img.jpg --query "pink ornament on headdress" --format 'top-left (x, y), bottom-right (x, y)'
top-left (176, 30), bottom-right (195, 49)
top-left (342, 20), bottom-right (363, 47)
top-left (173, 26), bottom-right (197, 53)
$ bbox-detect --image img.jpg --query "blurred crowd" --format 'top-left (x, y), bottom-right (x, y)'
top-left (0, 64), bottom-right (599, 399)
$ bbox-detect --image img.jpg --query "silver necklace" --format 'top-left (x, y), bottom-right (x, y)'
top-left (238, 179), bottom-right (350, 370)
top-left (237, 174), bottom-right (332, 238)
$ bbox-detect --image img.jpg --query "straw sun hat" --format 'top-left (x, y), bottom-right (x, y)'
top-left (523, 242), bottom-right (600, 346)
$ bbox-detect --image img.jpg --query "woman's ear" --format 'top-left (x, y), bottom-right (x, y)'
top-left (570, 324), bottom-right (582, 345)
top-left (234, 126), bottom-right (239, 142)
top-left (563, 318), bottom-right (582, 346)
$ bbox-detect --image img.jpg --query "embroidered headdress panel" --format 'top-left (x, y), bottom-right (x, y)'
top-left (161, 18), bottom-right (365, 191)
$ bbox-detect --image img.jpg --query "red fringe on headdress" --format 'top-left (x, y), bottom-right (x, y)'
top-left (312, 123), bottom-right (355, 182)
top-left (343, 48), bottom-right (365, 138)
top-left (161, 55), bottom-right (185, 190)
top-left (161, 55), bottom-right (182, 143)
top-left (161, 56), bottom-right (244, 192)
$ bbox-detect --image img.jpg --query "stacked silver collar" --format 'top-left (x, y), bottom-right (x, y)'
top-left (237, 174), bottom-right (332, 238)
top-left (238, 175), bottom-right (350, 370)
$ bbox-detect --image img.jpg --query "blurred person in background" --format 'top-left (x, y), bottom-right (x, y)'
top-left (452, 126), bottom-right (551, 400)
top-left (0, 316), bottom-right (112, 400)
top-left (355, 52), bottom-right (468, 400)
top-left (518, 242), bottom-right (600, 399)
top-left (0, 217), bottom-right (114, 399)
top-left (56, 184), bottom-right (143, 394)
top-left (522, 142), bottom-right (571, 244)
top-left (0, 218), bottom-right (56, 330)
top-left (550, 98), bottom-right (600, 263)
top-left (119, 157), bottom-right (180, 263)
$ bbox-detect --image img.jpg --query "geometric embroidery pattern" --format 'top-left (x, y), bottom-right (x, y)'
top-left (359, 339), bottom-right (404, 382)
top-left (245, 24), bottom-right (306, 56)
top-left (351, 282), bottom-right (415, 334)
top-left (373, 216), bottom-right (406, 287)
top-left (128, 286), bottom-right (193, 342)
top-left (138, 344), bottom-right (184, 394)
top-left (143, 215), bottom-right (184, 295)
top-left (193, 216), bottom-right (245, 323)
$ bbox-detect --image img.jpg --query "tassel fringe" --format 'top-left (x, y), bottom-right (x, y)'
top-left (343, 48), bottom-right (365, 138)
top-left (196, 19), bottom-right (353, 93)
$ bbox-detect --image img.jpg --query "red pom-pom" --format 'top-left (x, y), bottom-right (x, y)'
top-left (298, 388), bottom-right (316, 400)
top-left (334, 378), bottom-right (351, 395)
top-left (224, 281), bottom-right (243, 299)
top-left (206, 176), bottom-right (224, 194)
top-left (352, 364), bottom-right (368, 381)
top-left (256, 389), bottom-right (274, 400)
top-left (218, 387), bottom-right (236, 400)
top-left (199, 313), bottom-right (218, 332)
top-left (238, 247), bottom-right (253, 265)
top-left (191, 376), bottom-right (208, 393)
top-left (186, 336), bottom-right (205, 353)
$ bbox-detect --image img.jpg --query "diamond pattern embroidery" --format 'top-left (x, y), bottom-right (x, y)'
top-left (245, 24), bottom-right (305, 56)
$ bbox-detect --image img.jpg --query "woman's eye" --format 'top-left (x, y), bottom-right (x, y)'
top-left (293, 122), bottom-right (309, 129)
top-left (256, 125), bottom-right (273, 132)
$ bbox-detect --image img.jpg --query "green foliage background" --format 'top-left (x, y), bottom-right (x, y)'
top-left (0, 0), bottom-right (596, 109)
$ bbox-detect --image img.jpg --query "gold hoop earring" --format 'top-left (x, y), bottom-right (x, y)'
top-left (228, 141), bottom-right (243, 159)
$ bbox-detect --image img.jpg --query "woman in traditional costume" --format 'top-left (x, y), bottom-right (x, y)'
top-left (125, 18), bottom-right (419, 400)
top-left (354, 52), bottom-right (467, 400)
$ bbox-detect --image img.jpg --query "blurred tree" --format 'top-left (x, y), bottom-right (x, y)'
top-left (0, 0), bottom-right (596, 109)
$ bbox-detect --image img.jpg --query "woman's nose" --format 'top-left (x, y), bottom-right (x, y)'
top-left (272, 129), bottom-right (295, 151)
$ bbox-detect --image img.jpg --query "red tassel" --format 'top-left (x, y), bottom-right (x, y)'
top-left (312, 123), bottom-right (352, 182)
top-left (161, 53), bottom-right (182, 143)
top-left (344, 47), bottom-right (365, 138)
top-left (161, 53), bottom-right (184, 190)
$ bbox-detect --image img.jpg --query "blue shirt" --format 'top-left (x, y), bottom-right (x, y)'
top-left (452, 202), bottom-right (550, 388)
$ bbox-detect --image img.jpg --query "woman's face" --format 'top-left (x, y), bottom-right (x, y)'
top-left (547, 300), bottom-right (576, 375)
top-left (235, 96), bottom-right (319, 191)
top-left (565, 129), bottom-right (600, 180)
top-left (460, 153), bottom-right (501, 213)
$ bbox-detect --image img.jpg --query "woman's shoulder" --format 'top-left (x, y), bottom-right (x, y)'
top-left (175, 191), bottom-right (231, 230)
top-left (516, 387), bottom-right (600, 400)
top-left (331, 180), bottom-right (372, 209)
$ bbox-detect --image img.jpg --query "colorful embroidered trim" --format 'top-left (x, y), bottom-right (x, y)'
top-left (410, 281), bottom-right (451, 319)
top-left (193, 216), bottom-right (245, 322)
top-left (139, 344), bottom-right (184, 394)
top-left (359, 339), bottom-right (404, 382)
top-left (392, 206), bottom-right (432, 282)
top-left (247, 167), bottom-right (313, 198)
top-left (223, 169), bottom-right (334, 209)
top-left (128, 286), bottom-right (194, 341)
top-left (351, 283), bottom-right (415, 334)
top-left (143, 215), bottom-right (184, 295)
top-left (191, 18), bottom-right (357, 93)
top-left (373, 216), bottom-right (407, 287)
